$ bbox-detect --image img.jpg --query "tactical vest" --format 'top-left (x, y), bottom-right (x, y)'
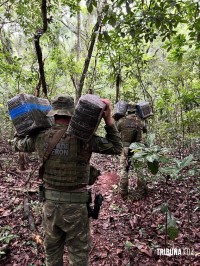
top-left (118, 115), bottom-right (142, 146)
top-left (39, 127), bottom-right (91, 189)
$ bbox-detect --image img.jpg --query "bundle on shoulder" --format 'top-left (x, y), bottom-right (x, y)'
top-left (67, 94), bottom-right (106, 142)
top-left (112, 100), bottom-right (128, 121)
top-left (7, 93), bottom-right (53, 136)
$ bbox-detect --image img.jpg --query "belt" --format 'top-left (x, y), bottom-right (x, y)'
top-left (44, 189), bottom-right (89, 203)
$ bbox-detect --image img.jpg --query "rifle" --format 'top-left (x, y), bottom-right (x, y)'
top-left (87, 191), bottom-right (104, 219)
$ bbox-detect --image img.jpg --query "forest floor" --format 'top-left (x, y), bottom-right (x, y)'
top-left (0, 138), bottom-right (199, 266)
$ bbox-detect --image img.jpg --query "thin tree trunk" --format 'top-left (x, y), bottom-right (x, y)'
top-left (115, 55), bottom-right (121, 103)
top-left (77, 8), bottom-right (81, 61)
top-left (0, 27), bottom-right (13, 64)
top-left (34, 0), bottom-right (48, 98)
top-left (75, 15), bottom-right (102, 103)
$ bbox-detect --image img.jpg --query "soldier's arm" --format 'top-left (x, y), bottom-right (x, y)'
top-left (90, 124), bottom-right (122, 155)
top-left (14, 135), bottom-right (37, 152)
top-left (13, 131), bottom-right (45, 153)
top-left (90, 99), bottom-right (123, 155)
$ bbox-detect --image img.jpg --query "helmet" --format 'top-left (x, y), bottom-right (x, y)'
top-left (47, 95), bottom-right (75, 117)
top-left (127, 103), bottom-right (137, 113)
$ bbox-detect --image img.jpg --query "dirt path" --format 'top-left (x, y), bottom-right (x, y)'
top-left (0, 145), bottom-right (199, 266)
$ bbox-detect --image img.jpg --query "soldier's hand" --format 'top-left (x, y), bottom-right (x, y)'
top-left (101, 99), bottom-right (113, 126)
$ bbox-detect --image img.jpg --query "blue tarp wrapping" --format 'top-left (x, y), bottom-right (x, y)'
top-left (7, 93), bottom-right (52, 136)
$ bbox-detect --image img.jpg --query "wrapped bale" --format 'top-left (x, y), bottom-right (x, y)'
top-left (7, 93), bottom-right (52, 136)
top-left (113, 100), bottom-right (128, 121)
top-left (136, 101), bottom-right (153, 119)
top-left (67, 94), bottom-right (106, 142)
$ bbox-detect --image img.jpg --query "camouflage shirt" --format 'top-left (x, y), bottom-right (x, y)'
top-left (14, 123), bottom-right (122, 189)
top-left (116, 114), bottom-right (144, 147)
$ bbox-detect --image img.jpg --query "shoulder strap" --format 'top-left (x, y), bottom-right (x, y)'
top-left (38, 127), bottom-right (67, 180)
top-left (43, 126), bottom-right (67, 162)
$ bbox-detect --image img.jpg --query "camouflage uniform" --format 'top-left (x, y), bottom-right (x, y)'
top-left (14, 95), bottom-right (122, 266)
top-left (116, 112), bottom-right (146, 199)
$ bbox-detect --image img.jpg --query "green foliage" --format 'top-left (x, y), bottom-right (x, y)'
top-left (130, 133), bottom-right (170, 176)
top-left (160, 154), bottom-right (194, 179)
top-left (0, 0), bottom-right (199, 143)
top-left (155, 203), bottom-right (179, 241)
top-left (100, 0), bottom-right (200, 51)
top-left (129, 133), bottom-right (197, 182)
top-left (167, 212), bottom-right (179, 240)
top-left (86, 0), bottom-right (97, 13)
top-left (124, 240), bottom-right (134, 250)
top-left (0, 225), bottom-right (17, 254)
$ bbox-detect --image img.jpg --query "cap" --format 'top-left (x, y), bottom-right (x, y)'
top-left (47, 95), bottom-right (75, 117)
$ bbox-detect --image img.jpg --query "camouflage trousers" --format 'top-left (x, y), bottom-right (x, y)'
top-left (43, 201), bottom-right (90, 266)
top-left (119, 148), bottom-right (130, 196)
top-left (119, 148), bottom-right (148, 200)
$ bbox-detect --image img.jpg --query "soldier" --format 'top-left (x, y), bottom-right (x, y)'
top-left (14, 95), bottom-right (122, 266)
top-left (116, 103), bottom-right (147, 200)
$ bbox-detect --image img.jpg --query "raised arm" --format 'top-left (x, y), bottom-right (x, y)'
top-left (90, 99), bottom-right (123, 155)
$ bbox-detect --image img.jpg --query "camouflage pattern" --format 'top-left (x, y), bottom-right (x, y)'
top-left (116, 114), bottom-right (143, 146)
top-left (37, 125), bottom-right (91, 188)
top-left (43, 201), bottom-right (90, 266)
top-left (47, 95), bottom-right (75, 117)
top-left (116, 114), bottom-right (145, 197)
top-left (14, 123), bottom-right (122, 266)
top-left (119, 147), bottom-right (129, 197)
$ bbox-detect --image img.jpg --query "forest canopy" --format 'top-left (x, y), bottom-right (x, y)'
top-left (0, 2), bottom-right (199, 265)
top-left (0, 0), bottom-right (199, 144)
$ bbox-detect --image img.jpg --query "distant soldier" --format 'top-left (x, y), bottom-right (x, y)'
top-left (116, 103), bottom-right (148, 200)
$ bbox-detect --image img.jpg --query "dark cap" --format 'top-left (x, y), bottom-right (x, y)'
top-left (47, 95), bottom-right (75, 117)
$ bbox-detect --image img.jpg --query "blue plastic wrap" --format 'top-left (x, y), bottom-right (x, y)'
top-left (7, 93), bottom-right (52, 136)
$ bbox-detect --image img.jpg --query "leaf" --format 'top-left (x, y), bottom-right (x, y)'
top-left (102, 16), bottom-right (109, 25)
top-left (160, 166), bottom-right (179, 177)
top-left (132, 151), bottom-right (148, 159)
top-left (194, 18), bottom-right (200, 31)
top-left (32, 234), bottom-right (43, 245)
top-left (167, 212), bottom-right (179, 240)
top-left (109, 16), bottom-right (117, 27)
top-left (126, 2), bottom-right (132, 14)
top-left (180, 154), bottom-right (193, 169)
top-left (129, 142), bottom-right (146, 149)
top-left (103, 31), bottom-right (112, 43)
top-left (86, 0), bottom-right (94, 13)
top-left (147, 160), bottom-right (159, 175)
top-left (155, 18), bottom-right (161, 29)
top-left (146, 154), bottom-right (158, 163)
top-left (160, 203), bottom-right (168, 213)
top-left (146, 133), bottom-right (155, 147)
top-left (125, 240), bottom-right (134, 249)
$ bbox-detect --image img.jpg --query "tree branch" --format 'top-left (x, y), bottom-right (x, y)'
top-left (34, 0), bottom-right (48, 97)
top-left (77, 16), bottom-right (102, 102)
top-left (0, 0), bottom-right (10, 7)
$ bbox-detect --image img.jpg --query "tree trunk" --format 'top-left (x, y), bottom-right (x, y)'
top-left (75, 15), bottom-right (102, 104)
top-left (115, 55), bottom-right (121, 103)
top-left (77, 7), bottom-right (81, 61)
top-left (0, 28), bottom-right (13, 64)
top-left (34, 0), bottom-right (49, 98)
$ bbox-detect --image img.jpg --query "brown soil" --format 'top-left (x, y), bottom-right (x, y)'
top-left (0, 142), bottom-right (199, 266)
